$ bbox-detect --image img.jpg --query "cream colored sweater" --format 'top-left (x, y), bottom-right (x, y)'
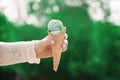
top-left (0, 41), bottom-right (40, 66)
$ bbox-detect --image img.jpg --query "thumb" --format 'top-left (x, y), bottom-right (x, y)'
top-left (42, 38), bottom-right (55, 45)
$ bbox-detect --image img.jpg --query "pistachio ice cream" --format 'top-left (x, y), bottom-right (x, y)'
top-left (48, 19), bottom-right (64, 35)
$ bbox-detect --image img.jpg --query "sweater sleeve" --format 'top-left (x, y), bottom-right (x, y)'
top-left (0, 41), bottom-right (40, 66)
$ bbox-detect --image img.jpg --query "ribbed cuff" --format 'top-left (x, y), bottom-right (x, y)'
top-left (27, 40), bottom-right (40, 64)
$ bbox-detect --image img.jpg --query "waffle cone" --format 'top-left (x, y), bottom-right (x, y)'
top-left (48, 27), bottom-right (66, 71)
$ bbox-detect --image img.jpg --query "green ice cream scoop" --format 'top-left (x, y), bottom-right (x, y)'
top-left (48, 19), bottom-right (64, 35)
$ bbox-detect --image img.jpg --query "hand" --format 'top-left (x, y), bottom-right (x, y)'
top-left (34, 34), bottom-right (68, 58)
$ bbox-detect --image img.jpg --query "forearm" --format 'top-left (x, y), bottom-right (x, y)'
top-left (0, 41), bottom-right (40, 66)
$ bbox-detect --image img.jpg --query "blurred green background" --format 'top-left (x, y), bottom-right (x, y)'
top-left (0, 0), bottom-right (120, 80)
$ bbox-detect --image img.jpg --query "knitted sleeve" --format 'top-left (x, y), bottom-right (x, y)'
top-left (0, 41), bottom-right (40, 66)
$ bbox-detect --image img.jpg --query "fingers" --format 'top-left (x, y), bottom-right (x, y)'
top-left (62, 33), bottom-right (68, 52)
top-left (43, 33), bottom-right (68, 52)
top-left (62, 39), bottom-right (68, 52)
top-left (64, 34), bottom-right (68, 39)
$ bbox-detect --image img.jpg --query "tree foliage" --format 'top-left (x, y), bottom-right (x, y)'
top-left (0, 0), bottom-right (120, 80)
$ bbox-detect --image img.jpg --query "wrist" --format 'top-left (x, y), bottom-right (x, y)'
top-left (34, 40), bottom-right (40, 58)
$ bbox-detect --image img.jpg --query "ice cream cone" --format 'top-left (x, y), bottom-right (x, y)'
top-left (48, 27), bottom-right (66, 71)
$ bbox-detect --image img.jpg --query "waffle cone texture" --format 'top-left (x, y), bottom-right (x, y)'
top-left (48, 27), bottom-right (66, 71)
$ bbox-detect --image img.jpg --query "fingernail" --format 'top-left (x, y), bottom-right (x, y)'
top-left (63, 44), bottom-right (66, 48)
top-left (50, 40), bottom-right (55, 44)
